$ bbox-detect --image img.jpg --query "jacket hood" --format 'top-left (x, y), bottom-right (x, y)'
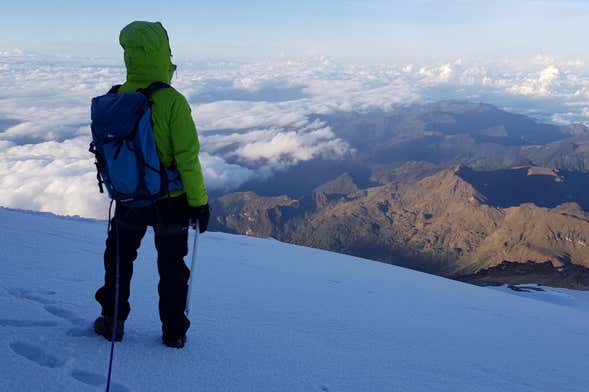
top-left (119, 21), bottom-right (175, 84)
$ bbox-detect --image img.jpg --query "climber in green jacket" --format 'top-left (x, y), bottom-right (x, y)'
top-left (94, 21), bottom-right (209, 349)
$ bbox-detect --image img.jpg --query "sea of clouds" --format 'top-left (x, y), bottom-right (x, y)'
top-left (2, 50), bottom-right (589, 218)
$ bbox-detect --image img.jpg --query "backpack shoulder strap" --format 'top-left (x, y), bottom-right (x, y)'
top-left (138, 82), bottom-right (171, 98)
top-left (107, 84), bottom-right (122, 94)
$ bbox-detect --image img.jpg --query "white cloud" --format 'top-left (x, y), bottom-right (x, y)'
top-left (0, 48), bottom-right (29, 59)
top-left (0, 137), bottom-right (110, 218)
top-left (4, 54), bottom-right (589, 219)
top-left (200, 152), bottom-right (260, 191)
top-left (509, 65), bottom-right (561, 96)
top-left (231, 125), bottom-right (349, 165)
top-left (201, 118), bottom-right (351, 170)
top-left (418, 63), bottom-right (454, 84)
top-left (195, 100), bottom-right (309, 131)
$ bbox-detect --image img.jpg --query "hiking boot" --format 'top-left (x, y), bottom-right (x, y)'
top-left (162, 335), bottom-right (186, 349)
top-left (94, 316), bottom-right (124, 342)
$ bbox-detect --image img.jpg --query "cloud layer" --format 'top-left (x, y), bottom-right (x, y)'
top-left (2, 52), bottom-right (589, 218)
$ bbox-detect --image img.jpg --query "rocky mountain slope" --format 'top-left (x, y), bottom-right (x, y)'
top-left (212, 166), bottom-right (589, 286)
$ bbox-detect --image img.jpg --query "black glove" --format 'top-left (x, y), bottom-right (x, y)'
top-left (188, 204), bottom-right (210, 233)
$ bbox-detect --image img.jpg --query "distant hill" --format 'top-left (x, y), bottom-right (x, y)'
top-left (315, 101), bottom-right (587, 166)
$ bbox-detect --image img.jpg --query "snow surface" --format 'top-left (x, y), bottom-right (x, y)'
top-left (1, 207), bottom-right (589, 392)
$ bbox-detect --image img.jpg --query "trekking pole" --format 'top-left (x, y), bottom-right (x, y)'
top-left (106, 200), bottom-right (119, 392)
top-left (185, 220), bottom-right (200, 316)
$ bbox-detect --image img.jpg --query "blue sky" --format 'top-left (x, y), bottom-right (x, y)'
top-left (2, 1), bottom-right (589, 62)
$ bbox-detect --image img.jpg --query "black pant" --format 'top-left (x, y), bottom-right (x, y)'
top-left (96, 195), bottom-right (191, 339)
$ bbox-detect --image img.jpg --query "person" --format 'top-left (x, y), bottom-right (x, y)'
top-left (93, 21), bottom-right (210, 349)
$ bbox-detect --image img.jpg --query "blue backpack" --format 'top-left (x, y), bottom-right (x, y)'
top-left (89, 82), bottom-right (183, 206)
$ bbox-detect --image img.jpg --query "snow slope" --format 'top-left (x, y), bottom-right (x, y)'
top-left (1, 207), bottom-right (588, 392)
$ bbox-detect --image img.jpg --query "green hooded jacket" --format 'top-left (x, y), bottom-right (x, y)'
top-left (117, 21), bottom-right (207, 207)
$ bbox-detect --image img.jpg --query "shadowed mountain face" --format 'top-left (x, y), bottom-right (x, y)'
top-left (457, 261), bottom-right (589, 290)
top-left (457, 261), bottom-right (589, 291)
top-left (456, 166), bottom-right (589, 210)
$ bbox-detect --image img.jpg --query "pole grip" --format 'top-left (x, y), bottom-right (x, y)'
top-left (185, 220), bottom-right (200, 316)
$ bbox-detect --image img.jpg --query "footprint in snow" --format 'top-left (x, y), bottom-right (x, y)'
top-left (6, 288), bottom-right (57, 305)
top-left (10, 342), bottom-right (131, 391)
top-left (9, 341), bottom-right (66, 368)
top-left (44, 305), bottom-right (86, 326)
top-left (7, 288), bottom-right (129, 390)
top-left (71, 369), bottom-right (131, 392)
top-left (7, 288), bottom-right (87, 326)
